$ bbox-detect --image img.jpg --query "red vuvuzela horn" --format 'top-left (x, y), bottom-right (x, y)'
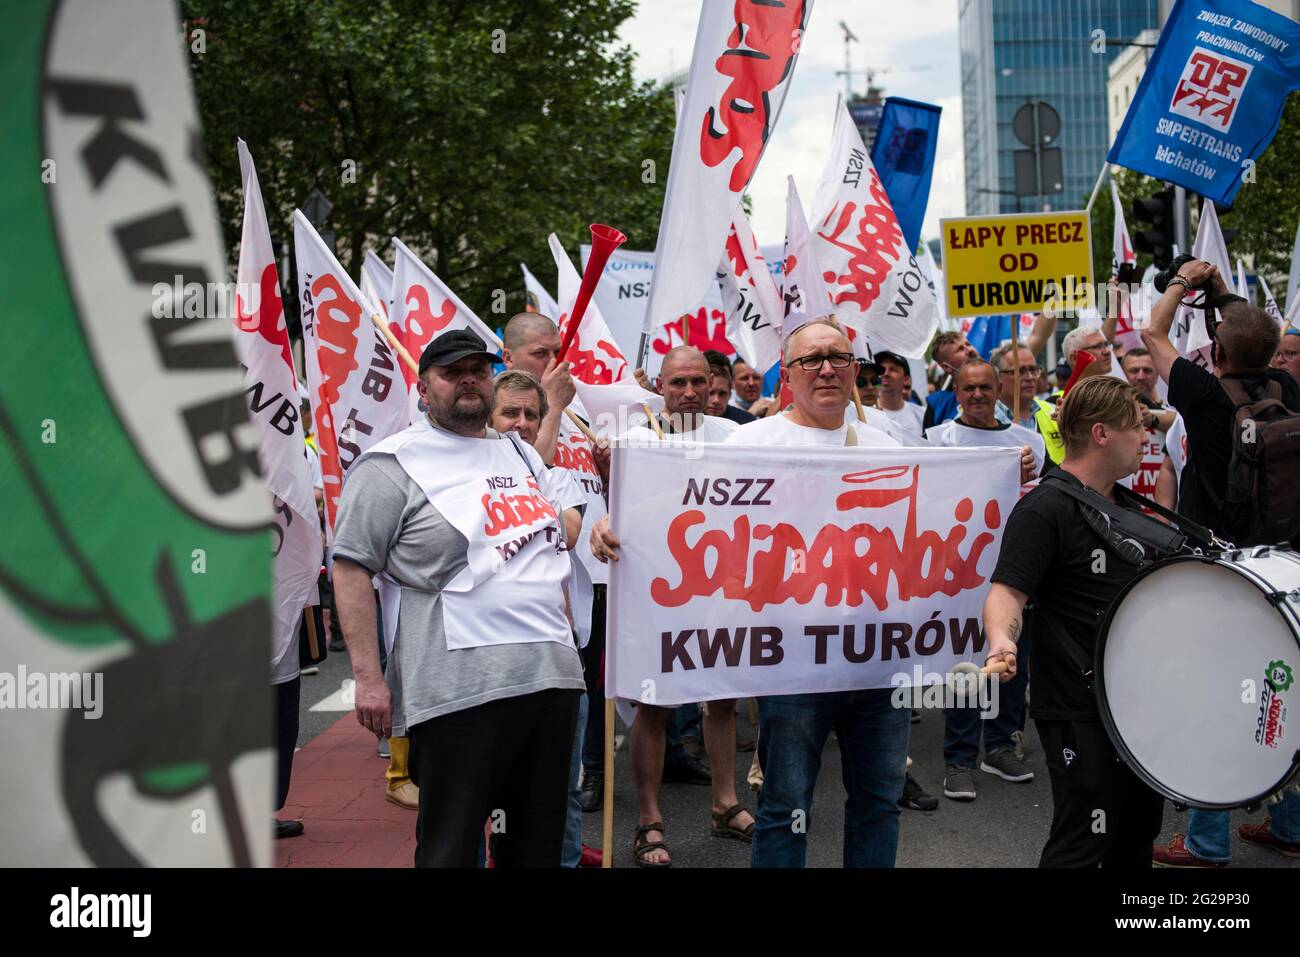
top-left (1061, 346), bottom-right (1097, 396)
top-left (557, 224), bottom-right (627, 363)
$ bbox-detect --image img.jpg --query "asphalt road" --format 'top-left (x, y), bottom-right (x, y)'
top-left (296, 650), bottom-right (1295, 869)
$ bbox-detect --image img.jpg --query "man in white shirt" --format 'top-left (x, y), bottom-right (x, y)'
top-left (872, 350), bottom-right (925, 440)
top-left (925, 361), bottom-right (1043, 483)
top-left (597, 321), bottom-right (911, 867)
top-left (614, 347), bottom-right (751, 865)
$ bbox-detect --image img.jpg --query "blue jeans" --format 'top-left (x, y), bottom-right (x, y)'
top-left (943, 671), bottom-right (1027, 767)
top-left (562, 692), bottom-right (589, 867)
top-left (1187, 789), bottom-right (1300, 862)
top-left (664, 703), bottom-right (699, 764)
top-left (752, 689), bottom-right (911, 868)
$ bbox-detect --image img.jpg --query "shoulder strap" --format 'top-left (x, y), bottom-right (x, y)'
top-left (1110, 483), bottom-right (1222, 549)
top-left (1040, 472), bottom-right (1208, 556)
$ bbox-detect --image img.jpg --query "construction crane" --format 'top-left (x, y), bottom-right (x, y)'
top-left (835, 20), bottom-right (933, 100)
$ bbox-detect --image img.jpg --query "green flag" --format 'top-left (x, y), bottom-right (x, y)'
top-left (0, 0), bottom-right (272, 866)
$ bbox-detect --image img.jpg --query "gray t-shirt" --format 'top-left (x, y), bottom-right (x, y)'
top-left (332, 446), bottom-right (585, 734)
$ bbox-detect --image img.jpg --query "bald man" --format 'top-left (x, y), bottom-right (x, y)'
top-left (610, 346), bottom-right (752, 864)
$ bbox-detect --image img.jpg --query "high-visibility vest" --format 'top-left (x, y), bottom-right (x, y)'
top-left (1034, 395), bottom-right (1065, 465)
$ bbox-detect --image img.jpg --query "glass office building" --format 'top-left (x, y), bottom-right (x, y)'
top-left (960, 0), bottom-right (1161, 215)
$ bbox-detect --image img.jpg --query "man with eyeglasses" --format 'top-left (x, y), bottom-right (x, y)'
top-left (1273, 328), bottom-right (1300, 385)
top-left (731, 322), bottom-right (908, 866)
top-left (991, 342), bottom-right (1065, 466)
top-left (1061, 325), bottom-right (1114, 378)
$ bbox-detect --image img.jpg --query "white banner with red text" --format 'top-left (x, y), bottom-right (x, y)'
top-left (606, 443), bottom-right (1019, 705)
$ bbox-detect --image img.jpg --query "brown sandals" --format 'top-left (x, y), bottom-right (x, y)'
top-left (633, 821), bottom-right (671, 868)
top-left (711, 803), bottom-right (754, 843)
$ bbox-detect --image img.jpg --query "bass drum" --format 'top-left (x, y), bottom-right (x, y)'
top-left (1096, 546), bottom-right (1300, 809)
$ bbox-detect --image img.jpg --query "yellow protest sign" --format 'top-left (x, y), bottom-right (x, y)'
top-left (940, 211), bottom-right (1093, 318)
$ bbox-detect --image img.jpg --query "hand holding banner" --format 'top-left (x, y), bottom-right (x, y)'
top-left (606, 444), bottom-right (1019, 704)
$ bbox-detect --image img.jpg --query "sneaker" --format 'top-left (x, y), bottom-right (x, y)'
top-left (910, 708), bottom-right (921, 724)
top-left (1010, 729), bottom-right (1026, 761)
top-left (1238, 820), bottom-right (1300, 858)
top-left (943, 766), bottom-right (977, 801)
top-left (578, 844), bottom-right (604, 867)
top-left (274, 819), bottom-right (304, 839)
top-left (981, 747), bottom-right (1034, 783)
top-left (385, 781), bottom-right (419, 810)
top-left (299, 665), bottom-right (319, 676)
top-left (662, 754), bottom-right (711, 785)
top-left (328, 636), bottom-right (346, 653)
top-left (682, 735), bottom-right (706, 760)
top-left (377, 736), bottom-right (390, 759)
top-left (899, 772), bottom-right (939, 811)
top-left (1153, 833), bottom-right (1227, 868)
top-left (579, 773), bottom-right (603, 812)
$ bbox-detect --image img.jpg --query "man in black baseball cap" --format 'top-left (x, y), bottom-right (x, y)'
top-left (415, 329), bottom-right (499, 434)
top-left (871, 349), bottom-right (925, 440)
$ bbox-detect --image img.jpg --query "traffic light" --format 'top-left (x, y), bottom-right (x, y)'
top-left (1132, 188), bottom-right (1176, 269)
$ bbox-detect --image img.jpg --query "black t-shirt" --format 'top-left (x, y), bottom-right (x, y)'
top-left (1167, 357), bottom-right (1300, 531)
top-left (990, 469), bottom-right (1146, 721)
top-left (722, 404), bottom-right (757, 425)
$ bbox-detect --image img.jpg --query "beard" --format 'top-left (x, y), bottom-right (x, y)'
top-left (428, 389), bottom-right (491, 435)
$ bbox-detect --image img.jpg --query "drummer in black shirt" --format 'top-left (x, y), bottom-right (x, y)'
top-left (984, 376), bottom-right (1165, 867)
top-left (1139, 258), bottom-right (1299, 532)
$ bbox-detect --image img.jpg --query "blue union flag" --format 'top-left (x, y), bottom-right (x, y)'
top-left (1108, 0), bottom-right (1300, 204)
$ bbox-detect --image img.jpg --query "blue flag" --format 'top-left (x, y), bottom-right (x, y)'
top-left (870, 97), bottom-right (942, 250)
top-left (1108, 0), bottom-right (1300, 205)
top-left (965, 315), bottom-right (1017, 360)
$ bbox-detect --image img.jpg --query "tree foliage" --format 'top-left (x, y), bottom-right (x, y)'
top-left (183, 0), bottom-right (675, 332)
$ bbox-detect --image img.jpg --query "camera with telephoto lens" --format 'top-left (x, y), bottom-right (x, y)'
top-left (1153, 253), bottom-right (1205, 296)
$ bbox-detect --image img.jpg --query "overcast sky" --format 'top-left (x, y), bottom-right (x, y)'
top-left (619, 0), bottom-right (965, 249)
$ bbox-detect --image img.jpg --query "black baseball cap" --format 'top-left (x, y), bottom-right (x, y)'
top-left (418, 329), bottom-right (497, 374)
top-left (873, 350), bottom-right (911, 373)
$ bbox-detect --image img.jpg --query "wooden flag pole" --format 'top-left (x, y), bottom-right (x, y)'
top-left (370, 313), bottom-right (419, 378)
top-left (643, 403), bottom-right (665, 439)
top-left (851, 381), bottom-right (867, 424)
top-left (564, 408), bottom-right (598, 442)
top-left (601, 697), bottom-right (615, 868)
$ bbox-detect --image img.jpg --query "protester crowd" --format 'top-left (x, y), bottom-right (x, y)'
top-left (266, 252), bottom-right (1300, 869)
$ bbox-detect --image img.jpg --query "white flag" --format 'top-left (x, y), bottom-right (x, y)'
top-left (550, 234), bottom-right (631, 385)
top-left (1260, 275), bottom-right (1284, 327)
top-left (1181, 201), bottom-right (1234, 365)
top-left (235, 142), bottom-right (323, 684)
top-left (718, 209), bottom-right (783, 372)
top-left (811, 98), bottom-right (938, 356)
top-left (294, 211), bottom-right (411, 530)
top-left (642, 0), bottom-right (814, 334)
top-left (521, 261), bottom-right (560, 320)
top-left (918, 240), bottom-right (952, 332)
top-left (572, 378), bottom-right (665, 438)
top-left (1237, 258), bottom-right (1248, 303)
top-left (781, 175), bottom-right (834, 338)
top-left (1110, 179), bottom-right (1142, 349)
top-left (361, 250), bottom-right (394, 318)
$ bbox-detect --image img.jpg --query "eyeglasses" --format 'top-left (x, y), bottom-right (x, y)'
top-left (998, 365), bottom-right (1041, 377)
top-left (1081, 341), bottom-right (1112, 353)
top-left (787, 351), bottom-right (855, 372)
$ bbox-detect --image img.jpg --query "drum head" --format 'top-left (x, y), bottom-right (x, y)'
top-left (1098, 555), bottom-right (1300, 808)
